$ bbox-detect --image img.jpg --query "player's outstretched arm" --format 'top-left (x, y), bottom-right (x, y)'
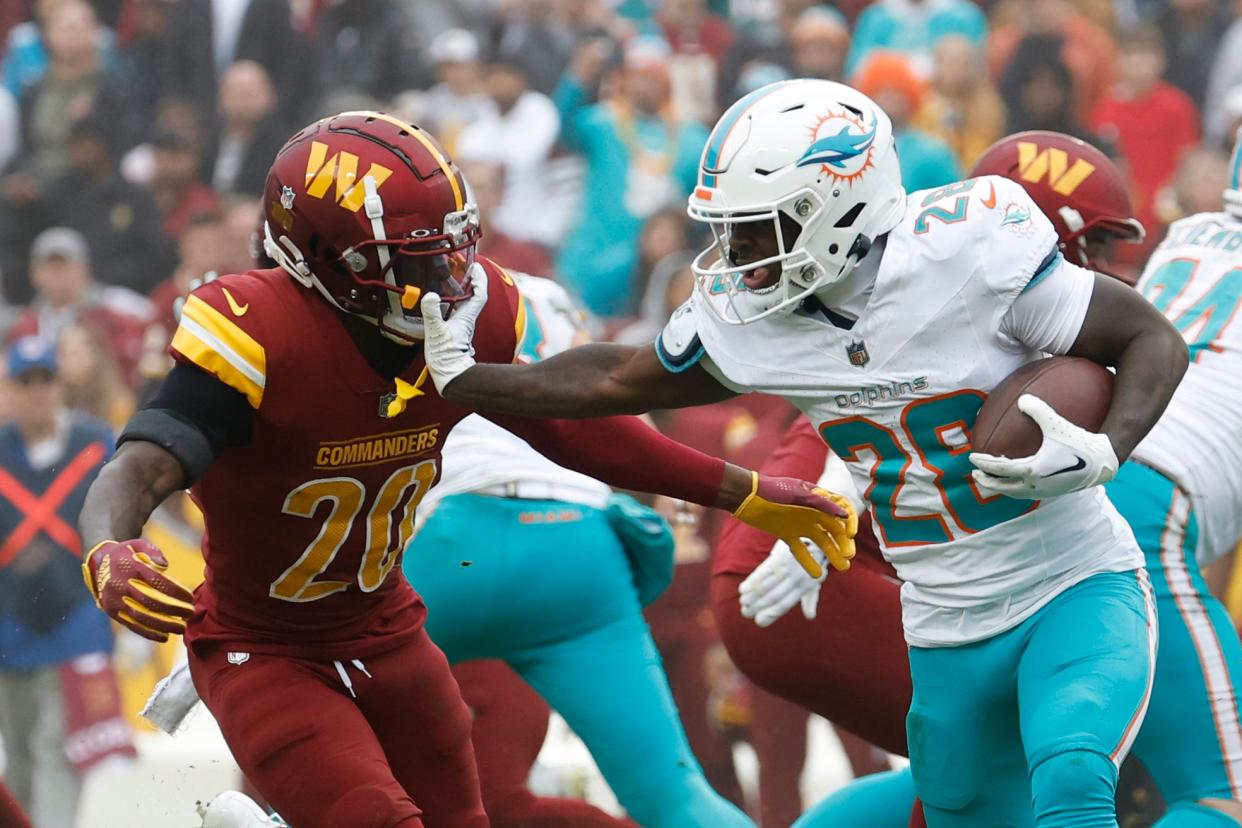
top-left (491, 412), bottom-right (859, 578)
top-left (450, 340), bottom-right (736, 417)
top-left (420, 281), bottom-right (735, 416)
top-left (79, 441), bottom-right (196, 642)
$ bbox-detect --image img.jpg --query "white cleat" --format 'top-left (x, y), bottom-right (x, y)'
top-left (198, 791), bottom-right (288, 827)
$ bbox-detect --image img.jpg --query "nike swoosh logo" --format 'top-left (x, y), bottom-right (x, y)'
top-left (1043, 456), bottom-right (1086, 478)
top-left (981, 182), bottom-right (997, 210)
top-left (222, 288), bottom-right (249, 317)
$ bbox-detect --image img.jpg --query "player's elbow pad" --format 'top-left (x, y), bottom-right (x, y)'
top-left (119, 409), bottom-right (217, 487)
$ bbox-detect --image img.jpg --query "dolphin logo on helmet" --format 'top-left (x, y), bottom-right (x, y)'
top-left (796, 112), bottom-right (878, 174)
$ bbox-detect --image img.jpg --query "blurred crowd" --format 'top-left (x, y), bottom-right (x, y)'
top-left (0, 0), bottom-right (1240, 825)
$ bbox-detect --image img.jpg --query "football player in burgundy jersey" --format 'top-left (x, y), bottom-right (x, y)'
top-left (76, 112), bottom-right (857, 828)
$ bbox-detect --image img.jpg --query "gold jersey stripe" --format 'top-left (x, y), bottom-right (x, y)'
top-left (173, 296), bottom-right (267, 407)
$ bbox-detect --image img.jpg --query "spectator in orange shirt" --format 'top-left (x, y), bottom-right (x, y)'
top-left (1092, 25), bottom-right (1199, 266)
top-left (988, 0), bottom-right (1117, 124)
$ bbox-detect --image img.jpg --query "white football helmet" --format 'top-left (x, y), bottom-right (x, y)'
top-left (688, 79), bottom-right (905, 324)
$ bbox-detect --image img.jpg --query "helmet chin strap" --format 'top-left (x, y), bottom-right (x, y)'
top-left (361, 175), bottom-right (426, 344)
top-left (363, 175), bottom-right (399, 319)
top-left (813, 234), bottom-right (884, 314)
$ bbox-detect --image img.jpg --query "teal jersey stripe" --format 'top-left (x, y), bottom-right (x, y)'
top-left (1230, 133), bottom-right (1242, 192)
top-left (701, 86), bottom-right (774, 187)
top-left (1021, 248), bottom-right (1064, 294)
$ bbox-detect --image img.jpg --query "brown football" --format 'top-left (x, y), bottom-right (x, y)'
top-left (971, 356), bottom-right (1114, 459)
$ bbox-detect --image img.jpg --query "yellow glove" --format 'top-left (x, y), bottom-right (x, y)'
top-left (732, 472), bottom-right (858, 579)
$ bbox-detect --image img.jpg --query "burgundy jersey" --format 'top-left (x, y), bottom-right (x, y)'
top-left (169, 259), bottom-right (525, 658)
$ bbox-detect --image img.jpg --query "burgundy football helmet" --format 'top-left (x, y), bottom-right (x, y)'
top-left (971, 131), bottom-right (1145, 283)
top-left (262, 111), bottom-right (480, 342)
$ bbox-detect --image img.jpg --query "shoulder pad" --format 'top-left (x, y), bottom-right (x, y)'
top-left (970, 175), bottom-right (1060, 300)
top-left (656, 300), bottom-right (705, 374)
top-left (170, 272), bottom-right (277, 409)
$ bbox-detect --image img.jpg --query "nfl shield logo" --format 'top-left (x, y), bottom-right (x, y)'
top-left (279, 185), bottom-right (296, 210)
top-left (846, 340), bottom-right (869, 367)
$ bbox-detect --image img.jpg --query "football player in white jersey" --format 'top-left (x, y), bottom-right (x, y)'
top-left (972, 128), bottom-right (1242, 828)
top-left (418, 79), bottom-right (1189, 826)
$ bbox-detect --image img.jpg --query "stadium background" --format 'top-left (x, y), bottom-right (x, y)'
top-left (0, 0), bottom-right (1241, 825)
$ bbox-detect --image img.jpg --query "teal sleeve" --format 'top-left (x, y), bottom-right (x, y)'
top-left (554, 74), bottom-right (594, 153)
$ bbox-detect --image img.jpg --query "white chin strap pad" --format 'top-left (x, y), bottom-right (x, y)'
top-left (363, 175), bottom-right (405, 324)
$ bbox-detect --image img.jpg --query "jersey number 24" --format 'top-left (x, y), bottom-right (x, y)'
top-left (1142, 258), bottom-right (1242, 361)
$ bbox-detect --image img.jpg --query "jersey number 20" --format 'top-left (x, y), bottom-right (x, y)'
top-left (270, 460), bottom-right (438, 602)
top-left (820, 391), bottom-right (1035, 546)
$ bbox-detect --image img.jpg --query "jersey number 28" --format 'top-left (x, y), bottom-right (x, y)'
top-left (270, 460), bottom-right (438, 602)
top-left (820, 391), bottom-right (1035, 546)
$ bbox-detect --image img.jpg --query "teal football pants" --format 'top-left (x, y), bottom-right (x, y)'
top-left (791, 767), bottom-right (915, 828)
top-left (1107, 462), bottom-right (1242, 826)
top-left (906, 570), bottom-right (1156, 828)
top-left (404, 494), bottom-right (753, 828)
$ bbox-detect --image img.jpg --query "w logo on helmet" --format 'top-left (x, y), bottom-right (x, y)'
top-left (1016, 142), bottom-right (1095, 196)
top-left (304, 141), bottom-right (394, 212)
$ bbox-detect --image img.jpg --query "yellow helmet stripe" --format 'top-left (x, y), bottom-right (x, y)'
top-left (346, 110), bottom-right (464, 211)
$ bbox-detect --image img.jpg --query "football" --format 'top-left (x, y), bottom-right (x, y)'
top-left (971, 356), bottom-right (1115, 459)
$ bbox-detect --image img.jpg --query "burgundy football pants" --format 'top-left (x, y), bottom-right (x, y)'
top-left (188, 628), bottom-right (486, 828)
top-left (0, 780), bottom-right (30, 828)
top-left (710, 554), bottom-right (913, 758)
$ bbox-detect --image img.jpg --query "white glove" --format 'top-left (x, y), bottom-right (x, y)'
top-left (420, 262), bottom-right (489, 394)
top-left (969, 394), bottom-right (1118, 500)
top-left (738, 539), bottom-right (827, 627)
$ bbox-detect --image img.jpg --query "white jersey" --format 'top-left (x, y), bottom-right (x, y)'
top-left (667, 176), bottom-right (1140, 647)
top-left (421, 273), bottom-right (610, 518)
top-left (1131, 211), bottom-right (1242, 565)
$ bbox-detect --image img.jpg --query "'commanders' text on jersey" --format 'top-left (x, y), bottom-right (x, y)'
top-left (168, 258), bottom-right (525, 658)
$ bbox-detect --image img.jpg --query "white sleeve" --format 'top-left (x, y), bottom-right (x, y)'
top-left (999, 258), bottom-right (1096, 355)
